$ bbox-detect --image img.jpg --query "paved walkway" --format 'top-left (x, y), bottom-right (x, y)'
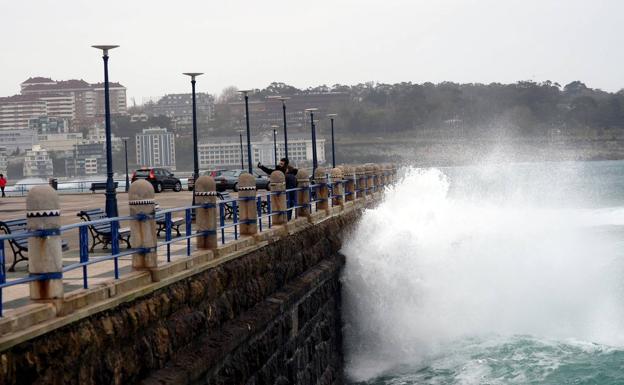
top-left (0, 190), bottom-right (264, 312)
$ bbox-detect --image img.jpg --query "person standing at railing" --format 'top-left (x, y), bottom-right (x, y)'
top-left (0, 174), bottom-right (6, 197)
top-left (258, 158), bottom-right (298, 219)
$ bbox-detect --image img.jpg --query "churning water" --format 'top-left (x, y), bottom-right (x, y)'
top-left (342, 161), bottom-right (624, 384)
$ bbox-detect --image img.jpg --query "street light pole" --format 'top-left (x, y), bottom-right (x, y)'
top-left (305, 108), bottom-right (319, 176)
top-left (123, 138), bottom-right (129, 192)
top-left (238, 90), bottom-right (253, 173)
top-left (238, 129), bottom-right (244, 169)
top-left (92, 45), bottom-right (119, 218)
top-left (271, 125), bottom-right (278, 167)
top-left (327, 114), bottom-right (337, 168)
top-left (268, 96), bottom-right (290, 160)
top-left (183, 73), bottom-right (203, 206)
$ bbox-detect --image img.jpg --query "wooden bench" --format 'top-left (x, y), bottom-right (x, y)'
top-left (89, 182), bottom-right (118, 193)
top-left (76, 209), bottom-right (131, 252)
top-left (0, 219), bottom-right (69, 272)
top-left (155, 210), bottom-right (184, 237)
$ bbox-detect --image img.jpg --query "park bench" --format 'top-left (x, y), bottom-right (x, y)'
top-left (155, 210), bottom-right (184, 237)
top-left (0, 218), bottom-right (69, 272)
top-left (76, 209), bottom-right (131, 252)
top-left (90, 182), bottom-right (118, 193)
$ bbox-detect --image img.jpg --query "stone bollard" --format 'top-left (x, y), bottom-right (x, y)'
top-left (330, 167), bottom-right (344, 207)
top-left (356, 166), bottom-right (367, 199)
top-left (194, 176), bottom-right (218, 250)
top-left (270, 171), bottom-right (287, 225)
top-left (296, 169), bottom-right (311, 218)
top-left (27, 186), bottom-right (63, 301)
top-left (314, 167), bottom-right (329, 213)
top-left (238, 172), bottom-right (258, 235)
top-left (343, 165), bottom-right (356, 202)
top-left (128, 180), bottom-right (158, 269)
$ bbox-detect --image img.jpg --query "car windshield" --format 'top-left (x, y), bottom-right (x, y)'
top-left (221, 170), bottom-right (240, 177)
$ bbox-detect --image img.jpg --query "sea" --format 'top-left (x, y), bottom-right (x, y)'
top-left (342, 160), bottom-right (624, 385)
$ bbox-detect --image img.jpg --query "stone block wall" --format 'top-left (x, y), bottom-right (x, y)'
top-left (0, 210), bottom-right (359, 385)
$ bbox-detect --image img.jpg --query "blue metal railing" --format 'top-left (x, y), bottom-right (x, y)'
top-left (0, 177), bottom-right (368, 317)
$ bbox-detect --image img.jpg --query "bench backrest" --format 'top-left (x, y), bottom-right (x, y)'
top-left (0, 219), bottom-right (28, 235)
top-left (77, 209), bottom-right (107, 221)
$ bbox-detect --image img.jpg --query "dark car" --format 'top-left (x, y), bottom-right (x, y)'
top-left (187, 169), bottom-right (226, 191)
top-left (131, 168), bottom-right (182, 193)
top-left (215, 169), bottom-right (270, 192)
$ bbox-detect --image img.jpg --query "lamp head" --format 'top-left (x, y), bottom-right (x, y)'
top-left (92, 45), bottom-right (119, 56)
top-left (238, 89), bottom-right (253, 96)
top-left (327, 113), bottom-right (338, 119)
top-left (183, 73), bottom-right (204, 80)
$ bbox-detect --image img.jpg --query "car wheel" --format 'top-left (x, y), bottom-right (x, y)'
top-left (233, 183), bottom-right (239, 192)
top-left (154, 182), bottom-right (163, 193)
top-left (173, 182), bottom-right (182, 192)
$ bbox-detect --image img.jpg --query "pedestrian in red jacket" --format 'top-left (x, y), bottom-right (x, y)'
top-left (0, 174), bottom-right (6, 197)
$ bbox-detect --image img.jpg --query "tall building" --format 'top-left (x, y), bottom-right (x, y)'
top-left (0, 95), bottom-right (47, 130)
top-left (0, 147), bottom-right (7, 177)
top-left (198, 135), bottom-right (325, 169)
top-left (64, 142), bottom-right (106, 176)
top-left (20, 77), bottom-right (127, 122)
top-left (29, 116), bottom-right (69, 134)
top-left (23, 145), bottom-right (53, 178)
top-left (0, 129), bottom-right (37, 153)
top-left (135, 127), bottom-right (176, 170)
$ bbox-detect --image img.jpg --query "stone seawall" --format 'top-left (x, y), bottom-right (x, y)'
top-left (0, 209), bottom-right (361, 385)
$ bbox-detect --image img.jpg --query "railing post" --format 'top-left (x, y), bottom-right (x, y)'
top-left (195, 175), bottom-right (218, 250)
top-left (356, 166), bottom-right (366, 199)
top-left (238, 173), bottom-right (257, 235)
top-left (314, 167), bottom-right (329, 214)
top-left (296, 169), bottom-right (310, 218)
top-left (128, 180), bottom-right (157, 269)
top-left (344, 165), bottom-right (355, 202)
top-left (330, 167), bottom-right (344, 207)
top-left (365, 164), bottom-right (375, 196)
top-left (373, 164), bottom-right (382, 193)
top-left (27, 186), bottom-right (63, 303)
top-left (270, 171), bottom-right (287, 225)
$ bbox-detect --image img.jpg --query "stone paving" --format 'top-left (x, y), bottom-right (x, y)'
top-left (0, 190), bottom-right (262, 311)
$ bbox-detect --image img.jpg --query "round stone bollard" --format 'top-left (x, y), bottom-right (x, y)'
top-left (314, 167), bottom-right (329, 213)
top-left (356, 166), bottom-right (367, 199)
top-left (26, 186), bottom-right (63, 301)
top-left (296, 169), bottom-right (311, 218)
top-left (343, 165), bottom-right (356, 202)
top-left (128, 180), bottom-right (158, 269)
top-left (270, 171), bottom-right (287, 225)
top-left (330, 167), bottom-right (344, 207)
top-left (194, 176), bottom-right (218, 250)
top-left (238, 172), bottom-right (258, 235)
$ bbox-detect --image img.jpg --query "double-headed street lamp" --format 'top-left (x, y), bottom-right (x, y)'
top-left (270, 125), bottom-right (279, 167)
top-left (238, 90), bottom-right (253, 173)
top-left (305, 108), bottom-right (319, 176)
top-left (92, 45), bottom-right (119, 218)
top-left (327, 114), bottom-right (338, 168)
top-left (183, 72), bottom-right (203, 205)
top-left (268, 96), bottom-right (290, 159)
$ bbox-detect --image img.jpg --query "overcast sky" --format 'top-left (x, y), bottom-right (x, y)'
top-left (1, 0), bottom-right (623, 103)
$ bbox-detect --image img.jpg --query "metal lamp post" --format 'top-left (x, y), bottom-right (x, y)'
top-left (238, 90), bottom-right (253, 173)
top-left (92, 45), bottom-right (119, 218)
top-left (237, 129), bottom-right (245, 169)
top-left (122, 137), bottom-right (129, 192)
top-left (271, 125), bottom-right (279, 167)
top-left (327, 114), bottom-right (337, 168)
top-left (305, 108), bottom-right (319, 176)
top-left (268, 96), bottom-right (290, 159)
top-left (183, 73), bottom-right (203, 193)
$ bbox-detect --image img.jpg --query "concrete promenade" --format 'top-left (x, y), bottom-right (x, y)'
top-left (0, 190), bottom-right (244, 310)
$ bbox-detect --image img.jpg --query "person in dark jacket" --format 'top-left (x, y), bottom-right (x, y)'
top-left (257, 158), bottom-right (298, 219)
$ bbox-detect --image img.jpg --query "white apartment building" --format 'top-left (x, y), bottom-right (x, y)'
top-left (23, 145), bottom-right (53, 178)
top-left (0, 95), bottom-right (47, 130)
top-left (37, 132), bottom-right (83, 153)
top-left (0, 129), bottom-right (37, 153)
top-left (135, 127), bottom-right (176, 170)
top-left (0, 147), bottom-right (7, 177)
top-left (198, 136), bottom-right (325, 169)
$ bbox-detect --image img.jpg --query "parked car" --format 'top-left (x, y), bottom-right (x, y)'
top-left (215, 169), bottom-right (270, 192)
top-left (187, 169), bottom-right (226, 191)
top-left (131, 168), bottom-right (182, 193)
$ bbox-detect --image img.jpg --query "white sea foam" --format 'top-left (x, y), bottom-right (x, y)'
top-left (342, 166), bottom-right (624, 382)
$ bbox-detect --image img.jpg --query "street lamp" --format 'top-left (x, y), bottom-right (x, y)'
top-left (238, 90), bottom-right (253, 173)
top-left (305, 108), bottom-right (319, 176)
top-left (270, 124), bottom-right (279, 167)
top-left (122, 137), bottom-right (129, 192)
top-left (237, 129), bottom-right (245, 169)
top-left (327, 114), bottom-right (337, 168)
top-left (268, 96), bottom-right (290, 159)
top-left (92, 44), bottom-right (119, 218)
top-left (183, 72), bottom-right (203, 205)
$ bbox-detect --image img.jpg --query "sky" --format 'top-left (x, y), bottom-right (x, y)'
top-left (1, 0), bottom-right (623, 103)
